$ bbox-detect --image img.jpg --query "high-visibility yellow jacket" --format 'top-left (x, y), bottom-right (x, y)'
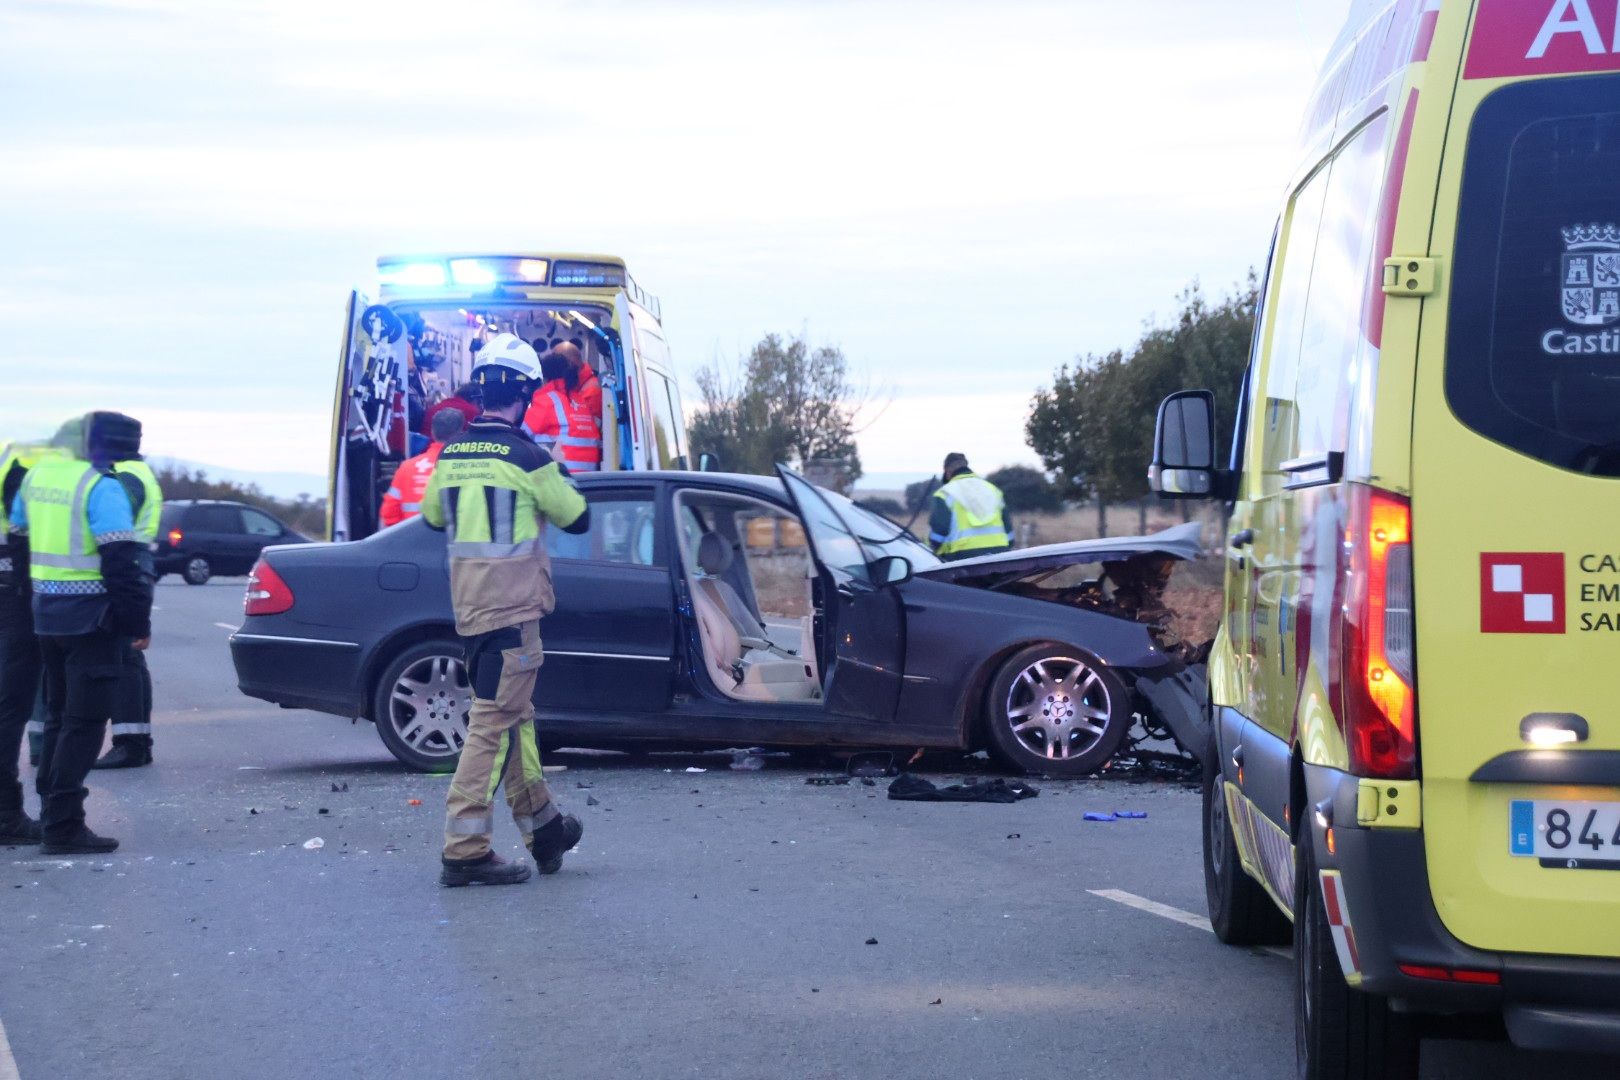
top-left (929, 472), bottom-right (1013, 560)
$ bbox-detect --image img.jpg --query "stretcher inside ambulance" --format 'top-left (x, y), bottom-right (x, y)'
top-left (328, 254), bottom-right (688, 541)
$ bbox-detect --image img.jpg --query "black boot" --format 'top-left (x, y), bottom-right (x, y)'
top-left (40, 827), bottom-right (119, 855)
top-left (439, 851), bottom-right (531, 888)
top-left (0, 782), bottom-right (40, 845)
top-left (92, 743), bottom-right (152, 770)
top-left (529, 814), bottom-right (583, 875)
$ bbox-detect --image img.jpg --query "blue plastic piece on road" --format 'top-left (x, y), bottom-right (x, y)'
top-left (1114, 811), bottom-right (1148, 819)
top-left (1083, 812), bottom-right (1117, 822)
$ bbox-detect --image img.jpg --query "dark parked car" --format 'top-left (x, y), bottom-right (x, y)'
top-left (229, 469), bottom-right (1207, 773)
top-left (156, 500), bottom-right (308, 585)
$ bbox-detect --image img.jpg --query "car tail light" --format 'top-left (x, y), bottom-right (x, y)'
top-left (244, 559), bottom-right (294, 616)
top-left (1341, 485), bottom-right (1417, 779)
top-left (167, 528), bottom-right (183, 547)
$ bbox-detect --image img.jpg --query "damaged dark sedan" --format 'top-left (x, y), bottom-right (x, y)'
top-left (229, 468), bottom-right (1209, 775)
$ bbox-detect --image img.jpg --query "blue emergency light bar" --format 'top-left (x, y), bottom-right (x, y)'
top-left (377, 257), bottom-right (551, 290)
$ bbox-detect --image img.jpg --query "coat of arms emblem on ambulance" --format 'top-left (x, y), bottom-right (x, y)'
top-left (1560, 223), bottom-right (1620, 327)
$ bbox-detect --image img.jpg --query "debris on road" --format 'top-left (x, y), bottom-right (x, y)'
top-left (330, 782), bottom-right (349, 793)
top-left (865, 937), bottom-right (879, 945)
top-left (407, 799), bottom-right (422, 806)
top-left (1084, 812), bottom-right (1117, 822)
top-left (685, 767), bottom-right (707, 773)
top-left (586, 795), bottom-right (600, 807)
top-left (1115, 810), bottom-right (1148, 819)
top-left (729, 752), bottom-right (765, 771)
top-left (805, 776), bottom-right (851, 786)
top-left (887, 774), bottom-right (1039, 804)
top-left (302, 838), bottom-right (325, 850)
top-left (1083, 811), bottom-right (1148, 822)
top-left (847, 751), bottom-right (896, 778)
top-left (929, 998), bottom-right (943, 1006)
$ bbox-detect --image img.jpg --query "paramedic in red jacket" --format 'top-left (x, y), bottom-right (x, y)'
top-left (523, 352), bottom-right (603, 472)
top-left (553, 341), bottom-right (602, 417)
top-left (380, 409), bottom-right (466, 527)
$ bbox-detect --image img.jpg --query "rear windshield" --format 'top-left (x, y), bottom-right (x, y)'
top-left (1450, 74), bottom-right (1620, 476)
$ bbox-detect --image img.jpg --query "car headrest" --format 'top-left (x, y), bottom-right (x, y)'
top-left (697, 532), bottom-right (732, 575)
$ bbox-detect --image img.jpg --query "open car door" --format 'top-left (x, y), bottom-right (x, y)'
top-left (776, 466), bottom-right (904, 723)
top-left (328, 291), bottom-right (367, 541)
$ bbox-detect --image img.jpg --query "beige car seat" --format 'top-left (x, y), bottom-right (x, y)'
top-left (690, 533), bottom-right (819, 702)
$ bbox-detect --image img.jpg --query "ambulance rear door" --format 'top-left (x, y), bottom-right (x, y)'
top-left (1412, 6), bottom-right (1620, 960)
top-left (613, 292), bottom-right (654, 470)
top-left (328, 290), bottom-right (368, 542)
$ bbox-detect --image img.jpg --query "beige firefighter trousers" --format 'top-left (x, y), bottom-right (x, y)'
top-left (443, 621), bottom-right (560, 861)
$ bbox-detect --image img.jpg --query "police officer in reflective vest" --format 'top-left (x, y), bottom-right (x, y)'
top-left (93, 453), bottom-right (163, 769)
top-left (421, 334), bottom-right (590, 887)
top-left (9, 413), bottom-right (153, 854)
top-left (0, 441), bottom-right (64, 845)
top-left (929, 452), bottom-right (1014, 561)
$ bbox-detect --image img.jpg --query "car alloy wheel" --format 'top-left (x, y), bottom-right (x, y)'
top-left (184, 556), bottom-right (211, 585)
top-left (1003, 655), bottom-right (1111, 763)
top-left (387, 653), bottom-right (470, 763)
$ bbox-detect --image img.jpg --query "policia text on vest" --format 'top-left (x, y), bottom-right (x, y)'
top-left (9, 414), bottom-right (155, 854)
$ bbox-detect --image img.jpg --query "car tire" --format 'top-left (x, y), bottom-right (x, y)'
top-left (372, 639), bottom-right (471, 774)
top-left (1295, 831), bottom-right (1419, 1080)
top-left (983, 644), bottom-right (1131, 777)
top-left (182, 556), bottom-right (212, 586)
top-left (1203, 745), bottom-right (1291, 945)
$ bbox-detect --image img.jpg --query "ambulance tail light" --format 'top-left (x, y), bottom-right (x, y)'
top-left (1341, 485), bottom-right (1417, 780)
top-left (244, 558), bottom-right (294, 616)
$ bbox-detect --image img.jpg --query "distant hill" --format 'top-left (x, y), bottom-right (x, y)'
top-left (148, 457), bottom-right (326, 501)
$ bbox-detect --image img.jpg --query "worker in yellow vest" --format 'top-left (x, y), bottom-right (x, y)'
top-left (9, 413), bottom-right (153, 854)
top-left (93, 455), bottom-right (163, 769)
top-left (928, 452), bottom-right (1014, 561)
top-left (0, 441), bottom-right (64, 845)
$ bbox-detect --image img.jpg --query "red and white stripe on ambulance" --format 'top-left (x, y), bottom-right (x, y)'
top-left (1466, 0), bottom-right (1620, 80)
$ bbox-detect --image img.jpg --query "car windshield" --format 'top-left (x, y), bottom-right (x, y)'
top-left (818, 487), bottom-right (940, 571)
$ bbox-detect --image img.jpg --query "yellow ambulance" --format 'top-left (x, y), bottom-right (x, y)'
top-left (1150, 1), bottom-right (1620, 1073)
top-left (327, 253), bottom-right (688, 541)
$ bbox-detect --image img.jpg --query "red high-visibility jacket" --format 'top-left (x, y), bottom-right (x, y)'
top-left (379, 442), bottom-right (444, 527)
top-left (523, 378), bottom-right (603, 471)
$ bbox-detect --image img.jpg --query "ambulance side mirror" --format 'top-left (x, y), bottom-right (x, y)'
top-left (1150, 390), bottom-right (1218, 500)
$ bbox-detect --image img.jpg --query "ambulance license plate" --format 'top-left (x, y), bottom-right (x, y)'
top-left (1510, 799), bottom-right (1620, 869)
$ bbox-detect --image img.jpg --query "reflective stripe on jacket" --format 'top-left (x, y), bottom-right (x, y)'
top-left (420, 417), bottom-right (588, 637)
top-left (112, 459), bottom-right (164, 543)
top-left (380, 442), bottom-right (444, 527)
top-left (523, 379), bottom-right (603, 472)
top-left (930, 473), bottom-right (1012, 558)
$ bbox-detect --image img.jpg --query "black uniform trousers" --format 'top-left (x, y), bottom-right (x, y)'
top-left (109, 642), bottom-right (153, 751)
top-left (36, 630), bottom-right (126, 841)
top-left (0, 597), bottom-right (40, 813)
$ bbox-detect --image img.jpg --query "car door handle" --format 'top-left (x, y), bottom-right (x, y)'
top-left (1230, 529), bottom-right (1255, 549)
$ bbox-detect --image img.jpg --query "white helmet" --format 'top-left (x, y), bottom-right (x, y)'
top-left (471, 333), bottom-right (542, 386)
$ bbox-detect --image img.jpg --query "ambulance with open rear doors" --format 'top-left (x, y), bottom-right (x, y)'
top-left (1150, 1), bottom-right (1620, 1075)
top-left (327, 253), bottom-right (687, 541)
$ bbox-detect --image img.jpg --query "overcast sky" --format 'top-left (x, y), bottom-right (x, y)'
top-left (0, 0), bottom-right (1346, 489)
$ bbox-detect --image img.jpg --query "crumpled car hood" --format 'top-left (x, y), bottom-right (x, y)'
top-left (917, 521), bottom-right (1205, 586)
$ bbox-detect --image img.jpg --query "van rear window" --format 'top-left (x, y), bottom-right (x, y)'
top-left (1449, 74), bottom-right (1620, 476)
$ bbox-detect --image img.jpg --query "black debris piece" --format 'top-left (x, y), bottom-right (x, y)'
top-left (317, 808), bottom-right (330, 815)
top-left (1006, 833), bottom-right (1021, 839)
top-left (576, 781), bottom-right (593, 790)
top-left (929, 998), bottom-right (943, 1006)
top-left (860, 778), bottom-right (876, 787)
top-left (805, 776), bottom-right (851, 786)
top-left (865, 937), bottom-right (879, 945)
top-left (586, 795), bottom-right (601, 807)
top-left (887, 773), bottom-right (1039, 804)
top-left (330, 782), bottom-right (349, 793)
top-left (1100, 747), bottom-right (1201, 786)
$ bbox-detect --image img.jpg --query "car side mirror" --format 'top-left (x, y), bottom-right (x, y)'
top-left (1150, 390), bottom-right (1218, 499)
top-left (871, 555), bottom-right (913, 587)
top-left (698, 452), bottom-right (720, 472)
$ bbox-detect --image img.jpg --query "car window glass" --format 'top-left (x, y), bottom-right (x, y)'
top-left (1258, 163), bottom-right (1330, 491)
top-left (779, 471), bottom-right (870, 585)
top-left (1293, 113), bottom-right (1391, 459)
top-left (188, 506), bottom-right (244, 533)
top-left (242, 509), bottom-right (282, 536)
top-left (545, 493), bottom-right (658, 565)
top-left (1449, 74), bottom-right (1620, 476)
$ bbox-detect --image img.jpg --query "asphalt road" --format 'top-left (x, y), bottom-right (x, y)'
top-left (0, 582), bottom-right (1609, 1080)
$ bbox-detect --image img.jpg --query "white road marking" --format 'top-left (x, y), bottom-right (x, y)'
top-left (0, 1011), bottom-right (21, 1080)
top-left (1088, 889), bottom-right (1290, 960)
top-left (214, 622), bottom-right (238, 632)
